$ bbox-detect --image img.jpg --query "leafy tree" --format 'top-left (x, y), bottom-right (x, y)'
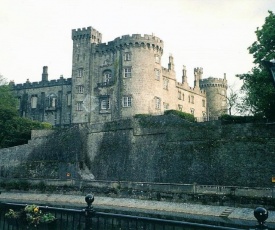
top-left (237, 11), bottom-right (275, 119)
top-left (0, 74), bottom-right (52, 148)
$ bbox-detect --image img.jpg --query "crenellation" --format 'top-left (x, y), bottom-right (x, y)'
top-left (13, 25), bottom-right (227, 126)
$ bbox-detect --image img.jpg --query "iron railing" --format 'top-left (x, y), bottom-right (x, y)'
top-left (0, 194), bottom-right (269, 230)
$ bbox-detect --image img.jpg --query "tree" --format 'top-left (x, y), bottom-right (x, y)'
top-left (0, 74), bottom-right (52, 148)
top-left (237, 11), bottom-right (275, 120)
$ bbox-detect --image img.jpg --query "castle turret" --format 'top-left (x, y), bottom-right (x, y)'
top-left (168, 55), bottom-right (174, 71)
top-left (182, 65), bottom-right (187, 84)
top-left (199, 76), bottom-right (228, 119)
top-left (42, 66), bottom-right (48, 81)
top-left (194, 67), bottom-right (203, 88)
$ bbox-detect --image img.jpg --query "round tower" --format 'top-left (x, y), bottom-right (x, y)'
top-left (199, 74), bottom-right (228, 119)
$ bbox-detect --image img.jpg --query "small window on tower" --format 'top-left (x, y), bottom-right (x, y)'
top-left (124, 67), bottom-right (132, 78)
top-left (124, 52), bottom-right (131, 61)
top-left (122, 96), bottom-right (132, 107)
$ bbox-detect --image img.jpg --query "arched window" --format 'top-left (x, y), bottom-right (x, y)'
top-left (48, 93), bottom-right (57, 108)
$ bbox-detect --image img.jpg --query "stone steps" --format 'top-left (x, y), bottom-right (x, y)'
top-left (219, 207), bottom-right (235, 218)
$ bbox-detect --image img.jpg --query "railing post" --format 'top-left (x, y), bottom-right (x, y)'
top-left (253, 207), bottom-right (269, 230)
top-left (85, 194), bottom-right (95, 230)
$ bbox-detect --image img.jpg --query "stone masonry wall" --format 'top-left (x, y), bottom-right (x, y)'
top-left (0, 115), bottom-right (275, 187)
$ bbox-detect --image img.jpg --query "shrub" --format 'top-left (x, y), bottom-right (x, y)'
top-left (164, 110), bottom-right (195, 122)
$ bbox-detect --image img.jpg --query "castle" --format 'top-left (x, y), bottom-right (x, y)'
top-left (11, 26), bottom-right (228, 126)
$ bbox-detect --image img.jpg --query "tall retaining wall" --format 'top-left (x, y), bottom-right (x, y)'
top-left (0, 115), bottom-right (275, 187)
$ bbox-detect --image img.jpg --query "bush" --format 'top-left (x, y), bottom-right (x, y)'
top-left (164, 110), bottom-right (195, 122)
top-left (220, 114), bottom-right (265, 124)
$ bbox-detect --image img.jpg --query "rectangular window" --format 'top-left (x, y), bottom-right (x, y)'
top-left (122, 96), bottom-right (132, 107)
top-left (101, 98), bottom-right (110, 110)
top-left (202, 99), bottom-right (205, 107)
top-left (124, 67), bottom-right (132, 78)
top-left (76, 101), bottom-right (83, 111)
top-left (191, 96), bottom-right (194, 104)
top-left (155, 55), bottom-right (160, 63)
top-left (155, 69), bottom-right (160, 80)
top-left (17, 97), bottom-right (21, 109)
top-left (178, 91), bottom-right (181, 100)
top-left (163, 102), bottom-right (169, 110)
top-left (163, 78), bottom-right (169, 90)
top-left (77, 85), bottom-right (84, 94)
top-left (124, 52), bottom-right (131, 61)
top-left (67, 92), bottom-right (71, 106)
top-left (178, 104), bottom-right (183, 112)
top-left (190, 108), bottom-right (194, 114)
top-left (31, 96), bottom-right (37, 109)
top-left (77, 69), bottom-right (83, 78)
top-left (155, 97), bottom-right (161, 110)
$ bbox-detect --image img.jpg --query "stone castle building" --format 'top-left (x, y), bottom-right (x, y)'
top-left (11, 26), bottom-right (228, 126)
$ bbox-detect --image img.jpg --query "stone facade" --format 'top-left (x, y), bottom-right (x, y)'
top-left (0, 117), bottom-right (275, 187)
top-left (12, 26), bottom-right (228, 126)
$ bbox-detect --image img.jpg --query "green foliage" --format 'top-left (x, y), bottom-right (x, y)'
top-left (0, 78), bottom-right (52, 148)
top-left (237, 11), bottom-right (275, 119)
top-left (134, 114), bottom-right (152, 118)
top-left (164, 110), bottom-right (195, 122)
top-left (220, 114), bottom-right (265, 124)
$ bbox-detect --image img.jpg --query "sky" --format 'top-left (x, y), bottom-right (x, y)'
top-left (0, 0), bottom-right (275, 89)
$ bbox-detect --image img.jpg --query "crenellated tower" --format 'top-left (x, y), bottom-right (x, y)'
top-left (71, 27), bottom-right (102, 123)
top-left (194, 67), bottom-right (203, 89)
top-left (199, 74), bottom-right (228, 119)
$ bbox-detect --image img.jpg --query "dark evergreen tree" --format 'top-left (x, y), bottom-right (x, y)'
top-left (237, 11), bottom-right (275, 119)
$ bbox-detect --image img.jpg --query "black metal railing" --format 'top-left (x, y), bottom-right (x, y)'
top-left (0, 194), bottom-right (270, 230)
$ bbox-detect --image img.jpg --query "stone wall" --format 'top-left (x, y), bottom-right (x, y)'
top-left (0, 115), bottom-right (275, 187)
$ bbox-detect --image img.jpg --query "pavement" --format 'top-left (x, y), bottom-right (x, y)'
top-left (1, 192), bottom-right (275, 228)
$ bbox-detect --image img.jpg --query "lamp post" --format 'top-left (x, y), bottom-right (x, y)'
top-left (263, 59), bottom-right (275, 88)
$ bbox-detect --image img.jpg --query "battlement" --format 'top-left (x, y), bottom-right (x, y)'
top-left (176, 82), bottom-right (206, 95)
top-left (95, 33), bottom-right (163, 53)
top-left (13, 77), bottom-right (72, 90)
top-left (72, 26), bottom-right (102, 42)
top-left (199, 77), bottom-right (227, 88)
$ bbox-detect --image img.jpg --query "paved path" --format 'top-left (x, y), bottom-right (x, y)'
top-left (1, 192), bottom-right (275, 227)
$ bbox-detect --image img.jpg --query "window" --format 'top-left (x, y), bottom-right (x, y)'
top-left (163, 78), bottom-right (169, 90)
top-left (163, 102), bottom-right (169, 110)
top-left (77, 85), bottom-right (84, 94)
top-left (101, 98), bottom-right (110, 110)
top-left (124, 67), bottom-right (132, 78)
top-left (17, 97), bottom-right (21, 109)
top-left (155, 55), bottom-right (160, 63)
top-left (31, 95), bottom-right (37, 109)
top-left (155, 69), bottom-right (160, 80)
top-left (190, 108), bottom-right (194, 114)
top-left (103, 72), bottom-right (112, 84)
top-left (76, 101), bottom-right (83, 111)
top-left (202, 99), bottom-right (206, 107)
top-left (122, 96), bottom-right (132, 107)
top-left (178, 104), bottom-right (183, 111)
top-left (77, 68), bottom-right (83, 78)
top-left (178, 91), bottom-right (181, 100)
top-left (191, 96), bottom-right (194, 104)
top-left (67, 92), bottom-right (71, 106)
top-left (48, 94), bottom-right (57, 108)
top-left (182, 93), bottom-right (185, 101)
top-left (124, 52), bottom-right (131, 61)
top-left (155, 97), bottom-right (161, 110)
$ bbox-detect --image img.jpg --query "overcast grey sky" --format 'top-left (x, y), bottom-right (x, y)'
top-left (1, 0), bottom-right (275, 88)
